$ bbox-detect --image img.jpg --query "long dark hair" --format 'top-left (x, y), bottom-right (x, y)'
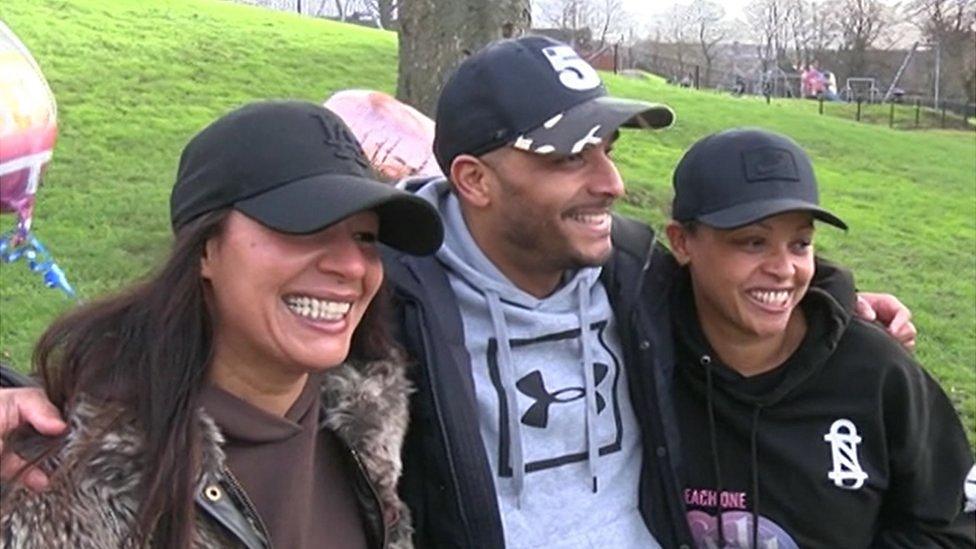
top-left (30, 208), bottom-right (397, 547)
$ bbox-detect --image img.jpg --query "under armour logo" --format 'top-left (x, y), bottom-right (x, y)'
top-left (516, 364), bottom-right (608, 429)
top-left (309, 113), bottom-right (370, 168)
top-left (824, 419), bottom-right (868, 490)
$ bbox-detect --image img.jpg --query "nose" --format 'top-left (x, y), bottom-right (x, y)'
top-left (317, 232), bottom-right (369, 282)
top-left (587, 148), bottom-right (625, 199)
top-left (762, 245), bottom-right (797, 279)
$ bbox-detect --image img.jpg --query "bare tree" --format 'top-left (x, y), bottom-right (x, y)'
top-left (535, 0), bottom-right (627, 51)
top-left (396, 0), bottom-right (531, 115)
top-left (688, 0), bottom-right (727, 86)
top-left (334, 0), bottom-right (348, 20)
top-left (589, 0), bottom-right (625, 50)
top-left (788, 0), bottom-right (837, 69)
top-left (745, 0), bottom-right (791, 71)
top-left (904, 0), bottom-right (976, 102)
top-left (828, 0), bottom-right (893, 76)
top-left (656, 3), bottom-right (693, 74)
top-left (360, 0), bottom-right (398, 28)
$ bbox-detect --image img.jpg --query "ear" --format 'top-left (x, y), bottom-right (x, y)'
top-left (665, 221), bottom-right (693, 266)
top-left (449, 154), bottom-right (492, 208)
top-left (200, 236), bottom-right (219, 281)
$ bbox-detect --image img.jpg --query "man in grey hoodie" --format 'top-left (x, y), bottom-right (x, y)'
top-left (399, 35), bottom-right (677, 548)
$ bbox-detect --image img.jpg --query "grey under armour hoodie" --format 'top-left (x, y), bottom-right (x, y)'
top-left (414, 179), bottom-right (658, 549)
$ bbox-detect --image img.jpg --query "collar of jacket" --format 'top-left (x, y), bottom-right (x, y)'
top-left (195, 352), bottom-right (414, 549)
top-left (600, 214), bottom-right (659, 311)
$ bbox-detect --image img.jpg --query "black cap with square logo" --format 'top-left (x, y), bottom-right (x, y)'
top-left (170, 100), bottom-right (443, 255)
top-left (433, 35), bottom-right (674, 175)
top-left (672, 128), bottom-right (847, 230)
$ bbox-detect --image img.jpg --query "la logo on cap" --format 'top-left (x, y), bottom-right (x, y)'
top-left (310, 112), bottom-right (369, 168)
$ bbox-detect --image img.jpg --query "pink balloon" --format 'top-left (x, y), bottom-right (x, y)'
top-left (0, 22), bottom-right (58, 240)
top-left (325, 90), bottom-right (442, 181)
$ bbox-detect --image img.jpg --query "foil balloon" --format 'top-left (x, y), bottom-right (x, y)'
top-left (0, 21), bottom-right (56, 241)
top-left (0, 22), bottom-right (74, 298)
top-left (325, 90), bottom-right (442, 181)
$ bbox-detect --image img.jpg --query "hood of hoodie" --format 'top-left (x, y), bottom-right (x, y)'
top-left (672, 267), bottom-right (851, 408)
top-left (410, 178), bottom-right (654, 548)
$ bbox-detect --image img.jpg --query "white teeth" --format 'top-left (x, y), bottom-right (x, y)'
top-left (569, 212), bottom-right (610, 225)
top-left (749, 290), bottom-right (790, 307)
top-left (284, 296), bottom-right (351, 321)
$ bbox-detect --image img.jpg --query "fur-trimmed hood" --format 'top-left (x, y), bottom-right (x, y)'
top-left (1, 352), bottom-right (414, 548)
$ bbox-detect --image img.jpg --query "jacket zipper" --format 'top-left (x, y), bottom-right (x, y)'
top-left (223, 466), bottom-right (273, 548)
top-left (348, 447), bottom-right (390, 549)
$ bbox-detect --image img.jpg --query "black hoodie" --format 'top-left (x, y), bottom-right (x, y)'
top-left (671, 269), bottom-right (975, 548)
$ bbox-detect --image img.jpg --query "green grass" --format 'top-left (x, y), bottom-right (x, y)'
top-left (1, 0), bottom-right (974, 445)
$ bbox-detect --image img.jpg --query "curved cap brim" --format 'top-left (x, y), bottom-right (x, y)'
top-left (514, 96), bottom-right (674, 156)
top-left (697, 198), bottom-right (848, 230)
top-left (235, 174), bottom-right (443, 255)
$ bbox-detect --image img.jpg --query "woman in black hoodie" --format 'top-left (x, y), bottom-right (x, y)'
top-left (664, 128), bottom-right (975, 548)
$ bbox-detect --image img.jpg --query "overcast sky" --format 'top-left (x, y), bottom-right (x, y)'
top-left (621, 0), bottom-right (751, 21)
top-left (562, 0), bottom-right (916, 45)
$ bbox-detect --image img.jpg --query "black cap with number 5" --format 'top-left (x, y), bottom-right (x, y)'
top-left (432, 35), bottom-right (675, 175)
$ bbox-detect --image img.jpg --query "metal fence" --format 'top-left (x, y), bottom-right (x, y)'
top-left (635, 52), bottom-right (974, 131)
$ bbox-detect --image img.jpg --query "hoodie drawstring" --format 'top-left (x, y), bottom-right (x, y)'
top-left (486, 291), bottom-right (526, 507)
top-left (702, 354), bottom-right (726, 548)
top-left (704, 351), bottom-right (766, 549)
top-left (750, 405), bottom-right (763, 549)
top-left (577, 283), bottom-right (600, 493)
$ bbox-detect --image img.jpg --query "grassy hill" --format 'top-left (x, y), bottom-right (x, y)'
top-left (2, 0), bottom-right (974, 444)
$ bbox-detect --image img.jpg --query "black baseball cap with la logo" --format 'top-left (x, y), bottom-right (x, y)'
top-left (433, 35), bottom-right (674, 174)
top-left (672, 128), bottom-right (847, 230)
top-left (170, 100), bottom-right (443, 255)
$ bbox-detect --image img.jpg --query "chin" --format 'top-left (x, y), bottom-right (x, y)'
top-left (748, 319), bottom-right (792, 339)
top-left (571, 244), bottom-right (614, 268)
top-left (291, 344), bottom-right (353, 372)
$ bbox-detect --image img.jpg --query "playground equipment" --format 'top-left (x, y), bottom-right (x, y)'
top-left (761, 68), bottom-right (799, 98)
top-left (884, 42), bottom-right (919, 103)
top-left (842, 78), bottom-right (881, 103)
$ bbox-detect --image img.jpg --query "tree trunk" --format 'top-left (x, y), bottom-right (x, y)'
top-left (396, 0), bottom-right (531, 116)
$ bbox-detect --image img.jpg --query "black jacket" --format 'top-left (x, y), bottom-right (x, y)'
top-left (386, 215), bottom-right (695, 548)
top-left (670, 267), bottom-right (976, 548)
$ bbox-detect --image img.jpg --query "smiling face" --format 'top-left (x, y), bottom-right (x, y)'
top-left (201, 210), bottom-right (383, 378)
top-left (668, 211), bottom-right (816, 343)
top-left (470, 140), bottom-right (624, 294)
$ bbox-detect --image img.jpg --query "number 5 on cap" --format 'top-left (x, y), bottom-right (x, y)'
top-left (542, 46), bottom-right (601, 91)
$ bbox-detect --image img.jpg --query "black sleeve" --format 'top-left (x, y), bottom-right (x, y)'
top-left (0, 362), bottom-right (40, 388)
top-left (872, 354), bottom-right (976, 547)
top-left (811, 256), bottom-right (857, 314)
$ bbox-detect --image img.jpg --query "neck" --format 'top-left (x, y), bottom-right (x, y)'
top-left (697, 306), bottom-right (808, 378)
top-left (461, 206), bottom-right (563, 298)
top-left (208, 344), bottom-right (308, 417)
